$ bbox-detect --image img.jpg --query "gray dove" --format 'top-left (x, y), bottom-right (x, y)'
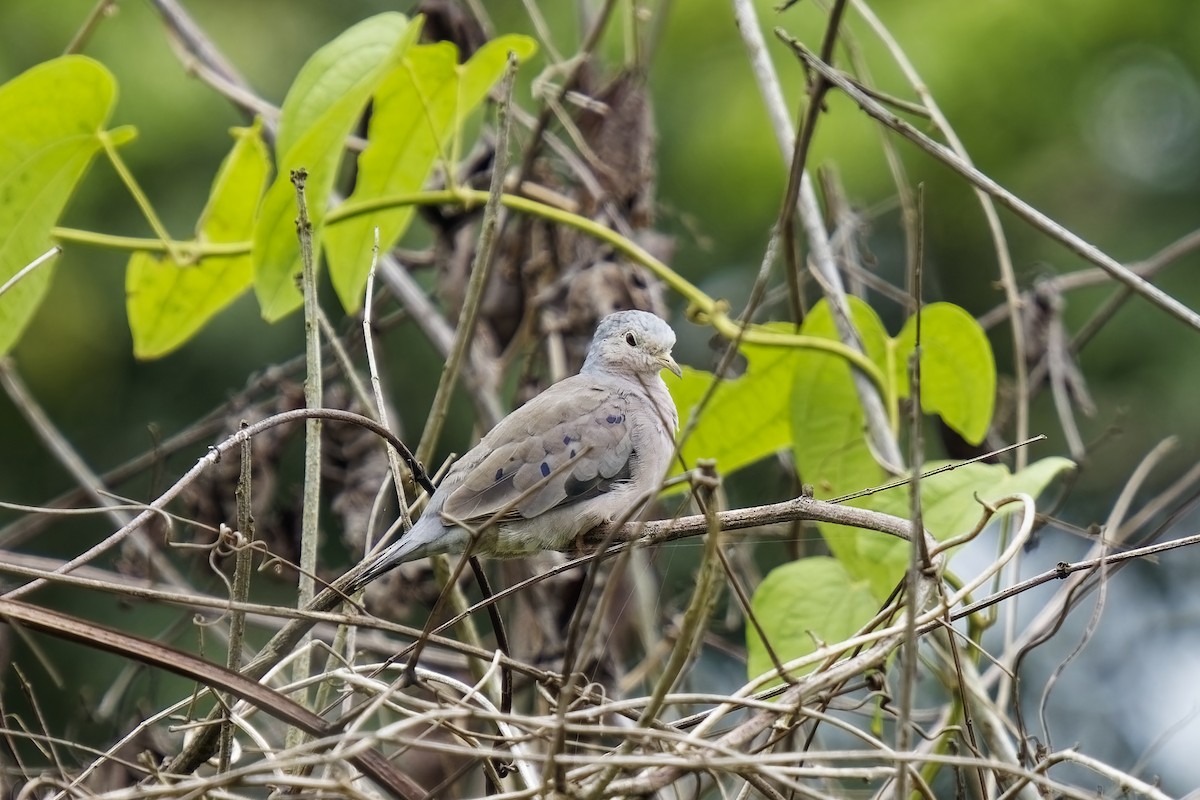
top-left (349, 310), bottom-right (681, 589)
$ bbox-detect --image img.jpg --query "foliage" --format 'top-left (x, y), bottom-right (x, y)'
top-left (0, 14), bottom-right (535, 358)
top-left (0, 56), bottom-right (121, 354)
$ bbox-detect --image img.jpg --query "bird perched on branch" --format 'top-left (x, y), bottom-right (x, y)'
top-left (349, 310), bottom-right (681, 590)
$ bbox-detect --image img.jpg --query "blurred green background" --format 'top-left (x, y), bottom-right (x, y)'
top-left (2, 0), bottom-right (1199, 791)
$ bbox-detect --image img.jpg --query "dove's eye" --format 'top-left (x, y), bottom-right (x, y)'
top-left (625, 332), bottom-right (638, 347)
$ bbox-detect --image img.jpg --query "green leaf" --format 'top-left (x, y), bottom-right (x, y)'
top-left (127, 121), bottom-right (270, 358)
top-left (252, 13), bottom-right (420, 321)
top-left (791, 298), bottom-right (892, 497)
top-left (788, 299), bottom-right (1003, 597)
top-left (325, 34), bottom-right (537, 312)
top-left (0, 56), bottom-right (116, 355)
top-left (893, 302), bottom-right (995, 445)
top-left (845, 456), bottom-right (1076, 599)
top-left (669, 300), bottom-right (894, 490)
top-left (790, 300), bottom-right (896, 590)
top-left (867, 456), bottom-right (1077, 542)
top-left (669, 323), bottom-right (803, 483)
top-left (746, 556), bottom-right (879, 683)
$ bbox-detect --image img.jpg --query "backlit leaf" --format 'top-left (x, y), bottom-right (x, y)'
top-left (127, 121), bottom-right (270, 358)
top-left (325, 34), bottom-right (537, 312)
top-left (1, 56), bottom-right (116, 354)
top-left (252, 13), bottom-right (419, 320)
top-left (747, 556), bottom-right (879, 683)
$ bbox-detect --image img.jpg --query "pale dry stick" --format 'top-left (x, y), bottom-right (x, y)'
top-left (1129, 706), bottom-right (1200, 800)
top-left (1118, 459), bottom-right (1200, 541)
top-left (939, 495), bottom-right (1036, 611)
top-left (559, 690), bottom-right (802, 723)
top-left (314, 308), bottom-right (376, 423)
top-left (779, 31), bottom-right (1200, 335)
top-left (374, 258), bottom-right (504, 427)
top-left (581, 481), bottom-right (726, 799)
top-left (288, 170), bottom-right (323, 738)
top-left (362, 228), bottom-right (412, 538)
top-left (0, 246), bottom-right (60, 298)
top-left (511, 0), bottom-right (619, 188)
top-left (335, 661), bottom-right (542, 793)
top-left (839, 43), bottom-right (921, 305)
top-left (732, 0), bottom-right (904, 470)
top-left (995, 748), bottom-right (1173, 800)
top-left (10, 666), bottom-right (68, 785)
top-left (895, 187), bottom-right (929, 800)
top-left (1034, 437), bottom-right (1176, 750)
top-left (310, 301), bottom-right (414, 666)
top-left (1046, 308), bottom-right (1087, 459)
top-left (219, 461), bottom-right (254, 774)
top-left (848, 0), bottom-right (1032, 472)
top-left (413, 53), bottom-right (516, 470)
top-left (91, 745), bottom-right (377, 800)
top-left (777, 0), bottom-right (849, 323)
top-left (977, 226), bottom-right (1200, 329)
top-left (62, 0), bottom-right (116, 54)
top-left (684, 495), bottom-right (1033, 750)
top-left (520, 0), bottom-right (564, 63)
top-left (949, 526), bottom-right (1200, 624)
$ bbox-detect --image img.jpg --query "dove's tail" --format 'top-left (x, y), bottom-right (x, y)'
top-left (346, 516), bottom-right (458, 591)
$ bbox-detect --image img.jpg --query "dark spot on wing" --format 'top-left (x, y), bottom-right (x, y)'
top-left (540, 462), bottom-right (550, 477)
top-left (495, 468), bottom-right (504, 482)
top-left (570, 449), bottom-right (577, 458)
top-left (606, 414), bottom-right (624, 424)
top-left (563, 435), bottom-right (572, 445)
top-left (563, 460), bottom-right (634, 502)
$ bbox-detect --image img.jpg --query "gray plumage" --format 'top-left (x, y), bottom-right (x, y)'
top-left (350, 310), bottom-right (681, 590)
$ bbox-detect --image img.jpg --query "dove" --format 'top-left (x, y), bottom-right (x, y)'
top-left (349, 310), bottom-right (681, 590)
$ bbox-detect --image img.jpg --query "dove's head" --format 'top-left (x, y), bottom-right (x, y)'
top-left (582, 310), bottom-right (682, 379)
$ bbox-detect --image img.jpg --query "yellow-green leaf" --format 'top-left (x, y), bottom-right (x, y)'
top-left (747, 556), bottom-right (879, 683)
top-left (669, 323), bottom-right (804, 484)
top-left (252, 13), bottom-right (419, 321)
top-left (1, 56), bottom-right (115, 354)
top-left (325, 34), bottom-right (537, 312)
top-left (127, 121), bottom-right (270, 358)
top-left (791, 297), bottom-right (892, 497)
top-left (893, 302), bottom-right (995, 445)
top-left (849, 457), bottom-right (1076, 599)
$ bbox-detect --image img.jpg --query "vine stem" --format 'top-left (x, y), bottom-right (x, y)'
top-left (289, 168), bottom-right (322, 739)
top-left (51, 187), bottom-right (889, 391)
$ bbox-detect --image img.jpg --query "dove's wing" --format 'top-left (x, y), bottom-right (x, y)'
top-left (442, 376), bottom-right (639, 524)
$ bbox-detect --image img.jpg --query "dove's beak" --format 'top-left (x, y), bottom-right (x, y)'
top-left (659, 354), bottom-right (683, 378)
